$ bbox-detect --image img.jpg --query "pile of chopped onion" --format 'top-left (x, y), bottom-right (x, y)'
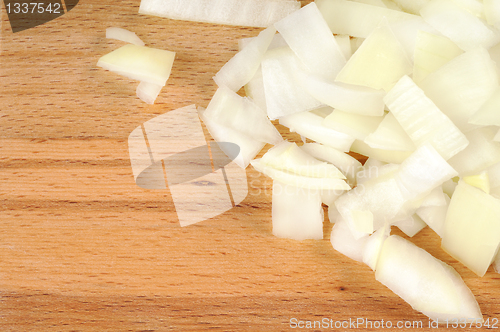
top-left (134, 0), bottom-right (500, 324)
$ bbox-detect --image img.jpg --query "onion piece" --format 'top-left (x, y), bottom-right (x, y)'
top-left (138, 0), bottom-right (301, 28)
top-left (442, 180), bottom-right (500, 276)
top-left (412, 30), bottom-right (463, 84)
top-left (250, 158), bottom-right (350, 191)
top-left (335, 20), bottom-right (413, 91)
top-left (261, 47), bottom-right (323, 119)
top-left (106, 27), bottom-right (145, 46)
top-left (203, 85), bottom-right (282, 145)
top-left (393, 214), bottom-right (427, 237)
top-left (199, 107), bottom-right (265, 169)
top-left (484, 0), bottom-right (500, 30)
top-left (272, 181), bottom-right (324, 240)
top-left (97, 44), bottom-right (175, 86)
top-left (351, 140), bottom-right (412, 164)
top-left (469, 87), bottom-right (500, 127)
top-left (294, 70), bottom-right (386, 116)
top-left (419, 47), bottom-right (498, 133)
top-left (330, 215), bottom-right (369, 262)
top-left (376, 235), bottom-right (483, 323)
top-left (136, 81), bottom-right (163, 104)
top-left (322, 110), bottom-right (384, 140)
top-left (364, 112), bottom-right (416, 152)
top-left (274, 2), bottom-right (346, 80)
top-left (315, 0), bottom-right (417, 38)
top-left (260, 142), bottom-right (346, 179)
top-left (214, 26), bottom-right (276, 92)
top-left (279, 111), bottom-right (355, 152)
top-left (420, 0), bottom-right (500, 51)
top-left (384, 75), bottom-right (469, 160)
top-left (463, 171), bottom-right (490, 194)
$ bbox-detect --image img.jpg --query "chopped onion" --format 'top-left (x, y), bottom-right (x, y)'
top-left (138, 0), bottom-right (301, 27)
top-left (106, 27), bottom-right (145, 46)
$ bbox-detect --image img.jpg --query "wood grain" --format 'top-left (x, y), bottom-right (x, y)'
top-left (1, 1), bottom-right (500, 331)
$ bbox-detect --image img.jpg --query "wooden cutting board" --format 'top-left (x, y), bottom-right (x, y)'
top-left (1, 1), bottom-right (499, 330)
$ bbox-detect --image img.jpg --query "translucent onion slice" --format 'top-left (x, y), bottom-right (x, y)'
top-left (272, 181), bottom-right (324, 240)
top-left (412, 30), bottom-right (463, 84)
top-left (274, 2), bottom-right (346, 80)
top-left (330, 215), bottom-right (369, 262)
top-left (138, 0), bottom-right (301, 27)
top-left (322, 110), bottom-right (384, 140)
top-left (350, 140), bottom-right (412, 164)
top-left (419, 47), bottom-right (498, 133)
top-left (420, 0), bottom-right (500, 51)
top-left (442, 180), bottom-right (500, 277)
top-left (97, 44), bottom-right (175, 86)
top-left (279, 111), bottom-right (355, 152)
top-left (335, 21), bottom-right (412, 91)
top-left (203, 85), bottom-right (282, 145)
top-left (364, 112), bottom-right (416, 152)
top-left (214, 26), bottom-right (276, 92)
top-left (198, 107), bottom-right (265, 169)
top-left (294, 70), bottom-right (386, 116)
top-left (260, 141), bottom-right (346, 179)
top-left (376, 235), bottom-right (483, 322)
top-left (136, 81), bottom-right (163, 104)
top-left (484, 0), bottom-right (500, 30)
top-left (250, 158), bottom-right (351, 191)
top-left (384, 75), bottom-right (469, 160)
top-left (106, 27), bottom-right (145, 46)
top-left (315, 0), bottom-right (417, 38)
top-left (261, 47), bottom-right (323, 119)
top-left (469, 87), bottom-right (500, 127)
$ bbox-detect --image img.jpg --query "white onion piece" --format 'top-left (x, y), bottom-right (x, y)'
top-left (279, 111), bottom-right (355, 152)
top-left (391, 0), bottom-right (431, 14)
top-left (442, 180), bottom-right (500, 276)
top-left (384, 75), bottom-right (469, 160)
top-left (469, 87), bottom-right (500, 127)
top-left (335, 21), bottom-right (412, 91)
top-left (420, 0), bottom-right (500, 51)
top-left (214, 27), bottom-right (276, 92)
top-left (356, 162), bottom-right (400, 186)
top-left (106, 27), bottom-right (145, 46)
top-left (335, 35), bottom-right (352, 60)
top-left (138, 0), bottom-right (301, 28)
top-left (315, 0), bottom-right (417, 38)
top-left (416, 199), bottom-right (449, 238)
top-left (393, 214), bottom-right (427, 237)
top-left (447, 127), bottom-right (500, 176)
top-left (484, 0), bottom-right (500, 30)
top-left (463, 171), bottom-right (490, 194)
top-left (136, 81), bottom-right (163, 104)
top-left (364, 112), bottom-right (416, 152)
top-left (335, 169), bottom-right (406, 239)
top-left (395, 144), bottom-right (458, 201)
top-left (420, 186), bottom-right (448, 207)
top-left (274, 2), bottom-right (346, 80)
top-left (412, 30), bottom-right (463, 84)
top-left (261, 47), bottom-right (323, 120)
top-left (244, 67), bottom-right (267, 111)
top-left (419, 48), bottom-right (498, 133)
top-left (362, 222), bottom-right (390, 270)
top-left (388, 16), bottom-right (437, 61)
top-left (250, 158), bottom-right (350, 191)
top-left (300, 143), bottom-right (362, 187)
top-left (260, 141), bottom-right (346, 179)
top-left (203, 85), bottom-right (282, 145)
top-left (294, 70), bottom-right (386, 116)
top-left (352, 0), bottom-right (388, 8)
top-left (452, 0), bottom-right (485, 19)
top-left (376, 235), bottom-right (483, 323)
top-left (198, 107), bottom-right (265, 169)
top-left (487, 161), bottom-right (500, 189)
top-left (330, 215), bottom-right (369, 262)
top-left (350, 140), bottom-right (412, 164)
top-left (322, 110), bottom-right (384, 140)
top-left (272, 181), bottom-right (324, 240)
top-left (97, 44), bottom-right (175, 86)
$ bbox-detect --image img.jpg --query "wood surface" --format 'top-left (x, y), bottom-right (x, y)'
top-left (1, 1), bottom-right (500, 331)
